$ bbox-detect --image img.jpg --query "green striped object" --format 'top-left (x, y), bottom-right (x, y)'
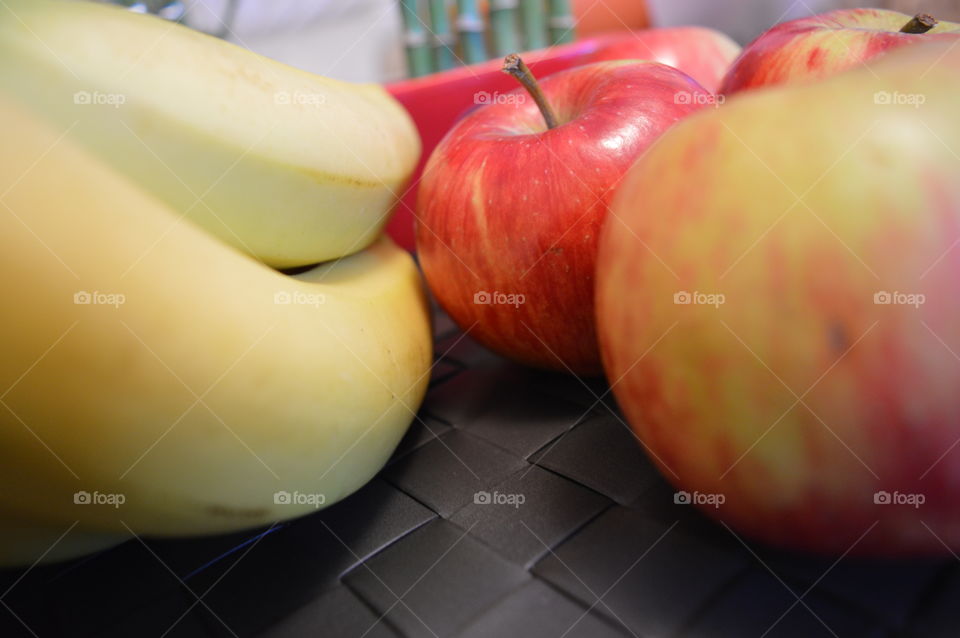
top-left (400, 0), bottom-right (433, 76)
top-left (399, 0), bottom-right (577, 76)
top-left (428, 0), bottom-right (458, 70)
top-left (489, 0), bottom-right (520, 57)
top-left (548, 0), bottom-right (576, 44)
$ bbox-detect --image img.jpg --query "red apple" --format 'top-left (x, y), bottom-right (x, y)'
top-left (720, 8), bottom-right (960, 95)
top-left (586, 27), bottom-right (741, 94)
top-left (597, 41), bottom-right (960, 556)
top-left (416, 58), bottom-right (710, 374)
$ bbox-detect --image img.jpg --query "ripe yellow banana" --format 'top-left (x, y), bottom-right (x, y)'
top-left (0, 513), bottom-right (128, 568)
top-left (0, 0), bottom-right (420, 268)
top-left (0, 95), bottom-right (432, 536)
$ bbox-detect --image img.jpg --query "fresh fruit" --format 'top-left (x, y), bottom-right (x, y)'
top-left (0, 95), bottom-right (432, 537)
top-left (720, 8), bottom-right (960, 95)
top-left (586, 27), bottom-right (741, 93)
top-left (0, 0), bottom-right (420, 268)
top-left (0, 514), bottom-right (128, 567)
top-left (597, 41), bottom-right (960, 555)
top-left (417, 57), bottom-right (710, 374)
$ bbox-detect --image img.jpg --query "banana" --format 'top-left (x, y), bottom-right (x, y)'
top-left (0, 0), bottom-right (420, 268)
top-left (0, 95), bottom-right (432, 536)
top-left (0, 513), bottom-right (128, 568)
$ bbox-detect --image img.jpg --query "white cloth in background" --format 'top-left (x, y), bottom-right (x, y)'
top-left (177, 0), bottom-right (856, 81)
top-left (647, 0), bottom-right (843, 44)
top-left (183, 0), bottom-right (362, 37)
top-left (182, 0), bottom-right (405, 83)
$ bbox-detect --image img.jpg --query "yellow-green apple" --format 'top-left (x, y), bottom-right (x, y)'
top-left (416, 57), bottom-right (711, 374)
top-left (597, 41), bottom-right (960, 556)
top-left (720, 9), bottom-right (960, 95)
top-left (586, 27), bottom-right (741, 93)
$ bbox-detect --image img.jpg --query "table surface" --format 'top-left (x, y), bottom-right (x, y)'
top-left (1, 309), bottom-right (957, 638)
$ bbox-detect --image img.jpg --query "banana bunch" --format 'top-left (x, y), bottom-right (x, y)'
top-left (0, 0), bottom-right (421, 268)
top-left (0, 1), bottom-right (430, 566)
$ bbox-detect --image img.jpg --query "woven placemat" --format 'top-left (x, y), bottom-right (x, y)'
top-left (1, 308), bottom-right (956, 638)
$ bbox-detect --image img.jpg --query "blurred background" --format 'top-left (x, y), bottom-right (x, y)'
top-left (99, 0), bottom-right (960, 83)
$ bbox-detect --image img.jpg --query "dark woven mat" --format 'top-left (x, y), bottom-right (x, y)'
top-left (1, 308), bottom-right (957, 638)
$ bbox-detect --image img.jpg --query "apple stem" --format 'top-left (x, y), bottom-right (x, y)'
top-left (900, 13), bottom-right (937, 33)
top-left (502, 53), bottom-right (559, 130)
